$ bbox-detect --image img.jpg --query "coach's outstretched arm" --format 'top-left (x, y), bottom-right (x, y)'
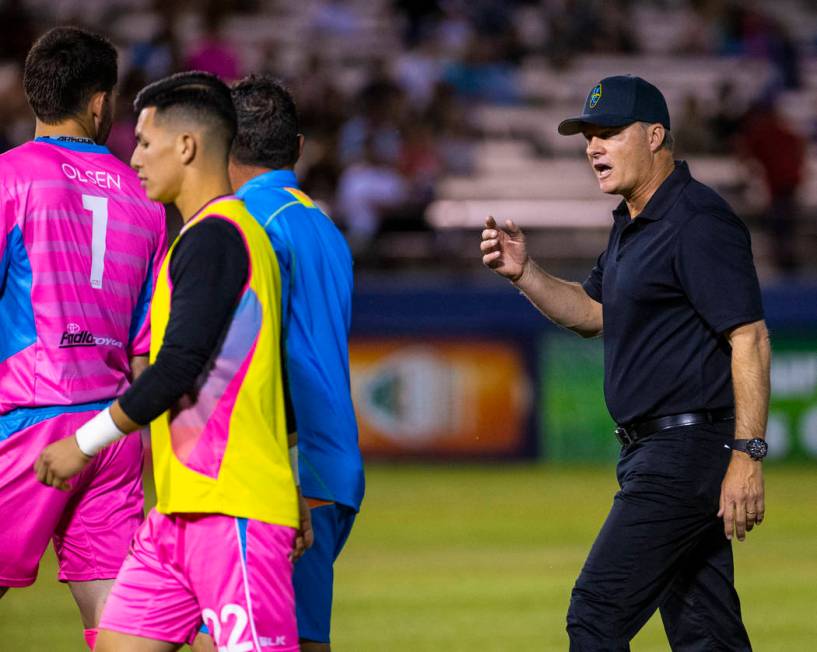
top-left (481, 216), bottom-right (603, 338)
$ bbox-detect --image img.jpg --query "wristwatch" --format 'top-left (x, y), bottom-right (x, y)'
top-left (731, 438), bottom-right (768, 461)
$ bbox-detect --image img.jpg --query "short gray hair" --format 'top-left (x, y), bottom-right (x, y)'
top-left (639, 121), bottom-right (674, 151)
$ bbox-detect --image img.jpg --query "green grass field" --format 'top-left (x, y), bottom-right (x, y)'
top-left (2, 464), bottom-right (816, 651)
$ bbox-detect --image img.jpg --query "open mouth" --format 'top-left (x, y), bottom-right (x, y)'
top-left (593, 162), bottom-right (613, 180)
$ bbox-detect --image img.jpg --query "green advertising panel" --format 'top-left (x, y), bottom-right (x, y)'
top-left (541, 332), bottom-right (817, 462)
top-left (541, 334), bottom-right (618, 462)
top-left (766, 336), bottom-right (817, 461)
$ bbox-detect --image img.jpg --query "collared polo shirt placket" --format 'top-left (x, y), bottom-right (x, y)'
top-left (583, 161), bottom-right (764, 425)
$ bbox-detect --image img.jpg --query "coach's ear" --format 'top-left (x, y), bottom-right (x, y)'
top-left (178, 132), bottom-right (197, 165)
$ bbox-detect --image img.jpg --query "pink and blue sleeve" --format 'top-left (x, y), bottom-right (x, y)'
top-left (0, 183), bottom-right (12, 275)
top-left (128, 206), bottom-right (168, 357)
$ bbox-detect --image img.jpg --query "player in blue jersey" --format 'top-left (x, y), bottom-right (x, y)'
top-left (192, 74), bottom-right (365, 652)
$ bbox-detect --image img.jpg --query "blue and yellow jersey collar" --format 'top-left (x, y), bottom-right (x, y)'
top-left (236, 169), bottom-right (298, 198)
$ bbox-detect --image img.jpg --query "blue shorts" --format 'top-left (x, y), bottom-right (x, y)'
top-left (294, 502), bottom-right (357, 643)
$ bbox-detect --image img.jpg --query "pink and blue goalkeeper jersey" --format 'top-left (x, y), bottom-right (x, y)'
top-left (0, 137), bottom-right (166, 417)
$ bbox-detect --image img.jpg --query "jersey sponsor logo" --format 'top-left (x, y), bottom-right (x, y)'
top-left (589, 83), bottom-right (602, 109)
top-left (61, 163), bottom-right (121, 190)
top-left (59, 323), bottom-right (123, 349)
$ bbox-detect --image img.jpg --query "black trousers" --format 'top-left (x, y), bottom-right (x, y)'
top-left (566, 424), bottom-right (752, 651)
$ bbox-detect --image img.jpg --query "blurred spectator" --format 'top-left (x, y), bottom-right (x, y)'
top-left (766, 19), bottom-right (800, 91)
top-left (338, 78), bottom-right (405, 167)
top-left (593, 1), bottom-right (638, 53)
top-left (434, 0), bottom-right (473, 57)
top-left (399, 122), bottom-right (443, 192)
top-left (336, 138), bottom-right (410, 255)
top-left (424, 81), bottom-right (476, 175)
top-left (0, 0), bottom-right (36, 64)
top-left (294, 54), bottom-right (347, 140)
top-left (129, 4), bottom-right (182, 82)
top-left (737, 101), bottom-right (806, 273)
top-left (545, 0), bottom-right (638, 66)
top-left (106, 68), bottom-right (148, 163)
top-left (393, 38), bottom-right (443, 112)
top-left (443, 36), bottom-right (520, 104)
top-left (185, 4), bottom-right (242, 82)
top-left (716, 5), bottom-right (800, 90)
top-left (674, 94), bottom-right (715, 155)
top-left (393, 0), bottom-right (442, 46)
top-left (0, 66), bottom-right (31, 153)
top-left (708, 80), bottom-right (744, 154)
top-left (308, 0), bottom-right (364, 40)
top-left (675, 0), bottom-right (719, 54)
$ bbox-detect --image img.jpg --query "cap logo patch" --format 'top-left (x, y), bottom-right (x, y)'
top-left (589, 84), bottom-right (602, 109)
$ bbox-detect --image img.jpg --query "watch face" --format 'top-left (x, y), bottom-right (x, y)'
top-left (746, 438), bottom-right (768, 460)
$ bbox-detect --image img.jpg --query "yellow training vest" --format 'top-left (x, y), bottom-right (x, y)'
top-left (149, 196), bottom-right (298, 528)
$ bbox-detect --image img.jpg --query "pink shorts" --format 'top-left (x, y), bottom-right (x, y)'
top-left (0, 408), bottom-right (144, 587)
top-left (99, 509), bottom-right (299, 650)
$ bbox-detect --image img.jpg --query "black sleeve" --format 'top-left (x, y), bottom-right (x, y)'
top-left (280, 339), bottom-right (297, 434)
top-left (582, 249), bottom-right (606, 303)
top-left (119, 218), bottom-right (248, 424)
top-left (674, 211), bottom-right (764, 334)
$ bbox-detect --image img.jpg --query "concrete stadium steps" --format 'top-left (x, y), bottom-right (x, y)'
top-left (437, 158), bottom-right (751, 202)
top-left (426, 198), bottom-right (618, 230)
top-left (517, 55), bottom-right (773, 106)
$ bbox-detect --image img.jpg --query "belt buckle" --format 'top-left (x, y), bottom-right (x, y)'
top-left (614, 426), bottom-right (634, 446)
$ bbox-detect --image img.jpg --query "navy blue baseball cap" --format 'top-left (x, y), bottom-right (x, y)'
top-left (557, 75), bottom-right (670, 136)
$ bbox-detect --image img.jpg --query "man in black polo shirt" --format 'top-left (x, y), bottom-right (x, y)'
top-left (481, 75), bottom-right (770, 650)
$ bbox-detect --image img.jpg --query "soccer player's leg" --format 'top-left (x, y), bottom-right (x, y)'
top-left (55, 427), bottom-right (144, 629)
top-left (294, 501), bottom-right (357, 651)
top-left (189, 625), bottom-right (216, 651)
top-left (187, 514), bottom-right (299, 652)
top-left (95, 630), bottom-right (182, 652)
top-left (97, 509), bottom-right (203, 651)
top-left (0, 410), bottom-right (101, 593)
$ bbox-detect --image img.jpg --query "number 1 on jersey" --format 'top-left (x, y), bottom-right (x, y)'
top-left (82, 194), bottom-right (108, 289)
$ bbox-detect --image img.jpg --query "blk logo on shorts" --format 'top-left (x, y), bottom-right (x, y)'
top-left (260, 636), bottom-right (288, 647)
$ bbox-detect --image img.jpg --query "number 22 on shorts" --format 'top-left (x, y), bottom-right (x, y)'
top-left (202, 604), bottom-right (253, 652)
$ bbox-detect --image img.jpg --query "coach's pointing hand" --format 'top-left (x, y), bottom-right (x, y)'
top-left (481, 216), bottom-right (529, 282)
top-left (34, 435), bottom-right (92, 491)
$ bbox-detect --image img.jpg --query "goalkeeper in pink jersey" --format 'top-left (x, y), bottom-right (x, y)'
top-left (0, 27), bottom-right (166, 650)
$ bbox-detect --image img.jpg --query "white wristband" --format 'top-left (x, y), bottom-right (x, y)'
top-left (75, 408), bottom-right (126, 456)
top-left (289, 445), bottom-right (300, 487)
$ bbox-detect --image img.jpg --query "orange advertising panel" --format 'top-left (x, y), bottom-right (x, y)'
top-left (350, 339), bottom-right (532, 456)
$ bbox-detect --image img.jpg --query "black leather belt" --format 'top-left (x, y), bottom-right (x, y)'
top-left (614, 408), bottom-right (735, 447)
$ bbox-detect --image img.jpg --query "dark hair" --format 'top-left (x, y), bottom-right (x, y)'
top-left (134, 71), bottom-right (237, 147)
top-left (23, 26), bottom-right (118, 124)
top-left (230, 74), bottom-right (300, 169)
